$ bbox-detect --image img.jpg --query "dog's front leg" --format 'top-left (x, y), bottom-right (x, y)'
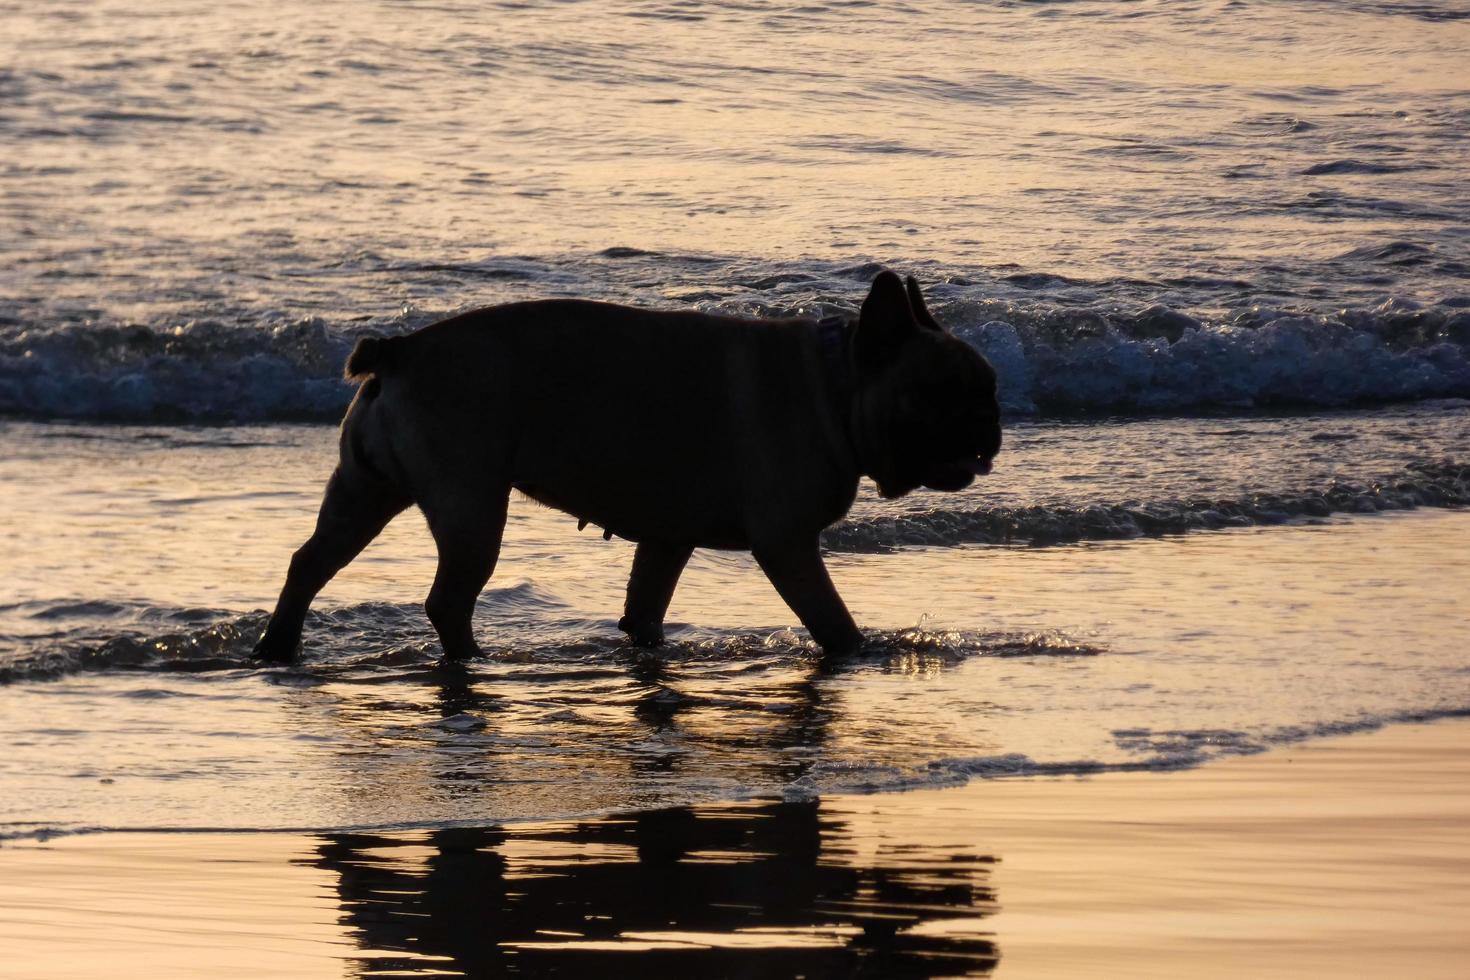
top-left (619, 540), bottom-right (695, 646)
top-left (753, 538), bottom-right (863, 655)
top-left (422, 488), bottom-right (509, 661)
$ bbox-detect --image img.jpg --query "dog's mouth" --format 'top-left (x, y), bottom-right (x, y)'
top-left (919, 455), bottom-right (994, 492)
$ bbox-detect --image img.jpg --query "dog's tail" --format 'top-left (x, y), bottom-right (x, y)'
top-left (344, 334), bottom-right (401, 382)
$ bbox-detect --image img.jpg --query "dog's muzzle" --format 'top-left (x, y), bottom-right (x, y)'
top-left (920, 454), bottom-right (994, 492)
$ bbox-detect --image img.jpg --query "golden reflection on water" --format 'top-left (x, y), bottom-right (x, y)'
top-left (3, 506), bottom-right (1467, 836)
top-left (4, 0), bottom-right (1467, 288)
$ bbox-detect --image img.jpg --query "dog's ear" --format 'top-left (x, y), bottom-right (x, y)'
top-left (905, 275), bottom-right (943, 332)
top-left (856, 270), bottom-right (920, 372)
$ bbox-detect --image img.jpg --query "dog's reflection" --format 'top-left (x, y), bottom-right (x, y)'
top-left (310, 799), bottom-right (998, 978)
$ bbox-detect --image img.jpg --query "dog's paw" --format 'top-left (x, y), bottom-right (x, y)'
top-left (816, 626), bottom-right (866, 657)
top-left (250, 632), bottom-right (299, 663)
top-left (437, 641), bottom-right (485, 663)
top-left (617, 616), bottom-right (665, 647)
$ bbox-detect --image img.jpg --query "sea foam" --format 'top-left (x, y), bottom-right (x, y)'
top-left (2, 295), bottom-right (1466, 421)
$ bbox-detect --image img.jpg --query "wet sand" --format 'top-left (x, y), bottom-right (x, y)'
top-left (3, 719), bottom-right (1468, 979)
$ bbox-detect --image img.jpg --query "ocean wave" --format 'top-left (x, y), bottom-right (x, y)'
top-left (2, 292), bottom-right (1467, 422)
top-left (0, 317), bottom-right (361, 421)
top-left (823, 460), bottom-right (1469, 552)
top-left (952, 296), bottom-right (1470, 414)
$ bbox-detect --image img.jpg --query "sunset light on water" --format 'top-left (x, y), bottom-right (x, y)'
top-left (3, 1), bottom-right (1469, 976)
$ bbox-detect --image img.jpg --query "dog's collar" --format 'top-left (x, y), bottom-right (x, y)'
top-left (814, 314), bottom-right (860, 468)
top-left (815, 314), bottom-right (854, 402)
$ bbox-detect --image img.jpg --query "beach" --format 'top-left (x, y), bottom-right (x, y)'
top-left (4, 1), bottom-right (1470, 975)
top-left (3, 718), bottom-right (1467, 978)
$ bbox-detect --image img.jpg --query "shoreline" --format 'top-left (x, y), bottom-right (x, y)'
top-left (4, 719), bottom-right (1469, 978)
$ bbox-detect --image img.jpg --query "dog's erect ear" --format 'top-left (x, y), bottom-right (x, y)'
top-left (856, 270), bottom-right (920, 372)
top-left (905, 275), bottom-right (943, 332)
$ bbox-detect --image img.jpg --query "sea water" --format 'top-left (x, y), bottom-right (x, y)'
top-left (1, 0), bottom-right (1468, 838)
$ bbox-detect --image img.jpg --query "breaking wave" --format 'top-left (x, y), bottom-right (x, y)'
top-left (957, 295), bottom-right (1470, 414)
top-left (1, 284), bottom-right (1467, 421)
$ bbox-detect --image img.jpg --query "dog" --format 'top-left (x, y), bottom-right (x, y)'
top-left (251, 271), bottom-right (1001, 661)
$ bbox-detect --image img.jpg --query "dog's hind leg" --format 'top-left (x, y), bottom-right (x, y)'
top-left (618, 541), bottom-right (694, 646)
top-left (753, 538), bottom-right (864, 655)
top-left (422, 487), bottom-right (510, 661)
top-left (253, 467), bottom-right (409, 662)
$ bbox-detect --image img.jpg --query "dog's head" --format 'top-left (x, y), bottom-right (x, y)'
top-left (852, 271), bottom-right (1003, 500)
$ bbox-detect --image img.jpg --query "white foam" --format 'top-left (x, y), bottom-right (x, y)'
top-left (954, 306), bottom-right (1470, 414)
top-left (3, 300), bottom-right (1466, 421)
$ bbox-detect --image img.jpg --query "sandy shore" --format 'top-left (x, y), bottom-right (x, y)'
top-left (3, 718), bottom-right (1468, 979)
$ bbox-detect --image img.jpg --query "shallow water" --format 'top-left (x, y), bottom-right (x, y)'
top-left (3, 0), bottom-right (1470, 845)
top-left (2, 409), bottom-right (1467, 838)
top-left (4, 402), bottom-right (1467, 619)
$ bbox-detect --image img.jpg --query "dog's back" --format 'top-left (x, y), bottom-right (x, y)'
top-left (339, 301), bottom-right (859, 549)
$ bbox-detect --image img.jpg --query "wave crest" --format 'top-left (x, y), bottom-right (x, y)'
top-left (2, 291), bottom-right (1467, 421)
top-left (952, 297), bottom-right (1470, 414)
